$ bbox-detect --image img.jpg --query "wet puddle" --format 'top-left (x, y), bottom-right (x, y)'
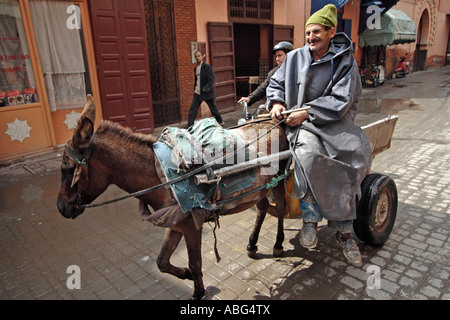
top-left (359, 98), bottom-right (421, 114)
top-left (356, 98), bottom-right (420, 127)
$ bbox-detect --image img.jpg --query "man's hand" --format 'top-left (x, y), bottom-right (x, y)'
top-left (238, 97), bottom-right (250, 104)
top-left (270, 103), bottom-right (286, 121)
top-left (286, 110), bottom-right (309, 127)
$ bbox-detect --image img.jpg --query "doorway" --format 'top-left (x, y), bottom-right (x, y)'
top-left (414, 9), bottom-right (429, 72)
top-left (234, 23), bottom-right (267, 98)
top-left (144, 0), bottom-right (181, 127)
top-left (207, 22), bottom-right (293, 111)
top-left (233, 23), bottom-right (293, 99)
top-left (446, 32), bottom-right (450, 66)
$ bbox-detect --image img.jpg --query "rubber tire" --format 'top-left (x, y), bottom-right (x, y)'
top-left (395, 71), bottom-right (404, 78)
top-left (354, 173), bottom-right (398, 245)
top-left (373, 76), bottom-right (379, 87)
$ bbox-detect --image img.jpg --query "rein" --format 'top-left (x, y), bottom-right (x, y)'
top-left (72, 119), bottom-right (286, 209)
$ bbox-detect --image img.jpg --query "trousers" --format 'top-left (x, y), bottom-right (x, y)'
top-left (300, 201), bottom-right (354, 233)
top-left (188, 94), bottom-right (223, 127)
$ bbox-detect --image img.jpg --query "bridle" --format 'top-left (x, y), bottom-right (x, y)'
top-left (64, 133), bottom-right (96, 208)
top-left (65, 133), bottom-right (96, 166)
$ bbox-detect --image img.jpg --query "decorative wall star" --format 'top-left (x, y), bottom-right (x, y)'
top-left (5, 118), bottom-right (32, 143)
top-left (63, 110), bottom-right (81, 130)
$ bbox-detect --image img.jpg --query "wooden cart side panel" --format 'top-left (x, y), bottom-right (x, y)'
top-left (362, 115), bottom-right (399, 157)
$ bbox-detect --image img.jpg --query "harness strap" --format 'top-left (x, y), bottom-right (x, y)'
top-left (65, 132), bottom-right (96, 165)
top-left (65, 133), bottom-right (96, 208)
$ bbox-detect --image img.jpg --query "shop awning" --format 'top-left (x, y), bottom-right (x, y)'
top-left (311, 0), bottom-right (349, 14)
top-left (359, 9), bottom-right (416, 47)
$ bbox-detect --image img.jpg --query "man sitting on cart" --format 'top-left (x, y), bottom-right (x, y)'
top-left (266, 4), bottom-right (372, 265)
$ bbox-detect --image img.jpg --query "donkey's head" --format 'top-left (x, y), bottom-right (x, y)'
top-left (57, 95), bottom-right (99, 219)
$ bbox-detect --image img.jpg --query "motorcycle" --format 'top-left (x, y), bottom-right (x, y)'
top-left (237, 100), bottom-right (267, 125)
top-left (360, 61), bottom-right (384, 87)
top-left (393, 53), bottom-right (410, 78)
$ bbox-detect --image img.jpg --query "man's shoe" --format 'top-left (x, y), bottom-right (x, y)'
top-left (335, 232), bottom-right (362, 266)
top-left (299, 222), bottom-right (318, 249)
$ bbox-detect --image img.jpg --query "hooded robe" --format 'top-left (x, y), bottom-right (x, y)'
top-left (266, 32), bottom-right (372, 221)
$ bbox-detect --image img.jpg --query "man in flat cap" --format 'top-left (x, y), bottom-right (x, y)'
top-left (267, 4), bottom-right (372, 265)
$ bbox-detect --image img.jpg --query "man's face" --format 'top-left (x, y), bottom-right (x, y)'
top-left (305, 24), bottom-right (336, 57)
top-left (274, 50), bottom-right (287, 66)
top-left (194, 51), bottom-right (204, 64)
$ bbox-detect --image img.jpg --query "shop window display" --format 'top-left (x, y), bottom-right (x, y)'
top-left (0, 0), bottom-right (38, 107)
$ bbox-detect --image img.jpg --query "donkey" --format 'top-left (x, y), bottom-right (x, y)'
top-left (57, 95), bottom-right (289, 300)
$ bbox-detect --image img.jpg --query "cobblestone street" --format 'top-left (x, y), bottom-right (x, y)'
top-left (0, 66), bottom-right (449, 301)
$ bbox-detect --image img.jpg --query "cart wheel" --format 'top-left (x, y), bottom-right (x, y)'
top-left (354, 173), bottom-right (398, 245)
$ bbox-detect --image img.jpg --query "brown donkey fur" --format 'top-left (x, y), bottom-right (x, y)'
top-left (57, 96), bottom-right (289, 299)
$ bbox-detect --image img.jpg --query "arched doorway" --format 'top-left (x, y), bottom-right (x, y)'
top-left (414, 9), bottom-right (430, 71)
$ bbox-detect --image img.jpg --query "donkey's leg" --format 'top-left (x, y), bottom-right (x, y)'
top-left (182, 220), bottom-right (205, 300)
top-left (247, 197), bottom-right (269, 258)
top-left (157, 228), bottom-right (193, 280)
top-left (272, 184), bottom-right (286, 257)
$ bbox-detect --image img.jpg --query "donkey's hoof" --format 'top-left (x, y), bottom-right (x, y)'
top-left (273, 247), bottom-right (283, 257)
top-left (247, 248), bottom-right (258, 258)
top-left (190, 290), bottom-right (205, 300)
top-left (247, 244), bottom-right (258, 258)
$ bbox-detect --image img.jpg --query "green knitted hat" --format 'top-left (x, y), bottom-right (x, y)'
top-left (306, 4), bottom-right (337, 29)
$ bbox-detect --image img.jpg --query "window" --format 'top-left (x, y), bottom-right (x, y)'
top-left (29, 0), bottom-right (91, 111)
top-left (228, 0), bottom-right (273, 23)
top-left (0, 0), bottom-right (38, 107)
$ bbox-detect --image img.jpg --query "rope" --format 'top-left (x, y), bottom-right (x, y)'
top-left (266, 175), bottom-right (284, 189)
top-left (212, 212), bottom-right (221, 263)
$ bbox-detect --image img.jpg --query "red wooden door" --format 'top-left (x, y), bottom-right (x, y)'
top-left (207, 22), bottom-right (236, 112)
top-left (89, 0), bottom-right (154, 132)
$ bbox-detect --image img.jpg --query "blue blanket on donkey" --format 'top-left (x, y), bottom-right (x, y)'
top-left (153, 118), bottom-right (256, 213)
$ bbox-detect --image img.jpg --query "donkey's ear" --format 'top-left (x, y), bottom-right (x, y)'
top-left (81, 94), bottom-right (95, 124)
top-left (73, 95), bottom-right (95, 149)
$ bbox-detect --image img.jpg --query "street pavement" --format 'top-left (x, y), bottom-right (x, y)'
top-left (0, 66), bottom-right (449, 301)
